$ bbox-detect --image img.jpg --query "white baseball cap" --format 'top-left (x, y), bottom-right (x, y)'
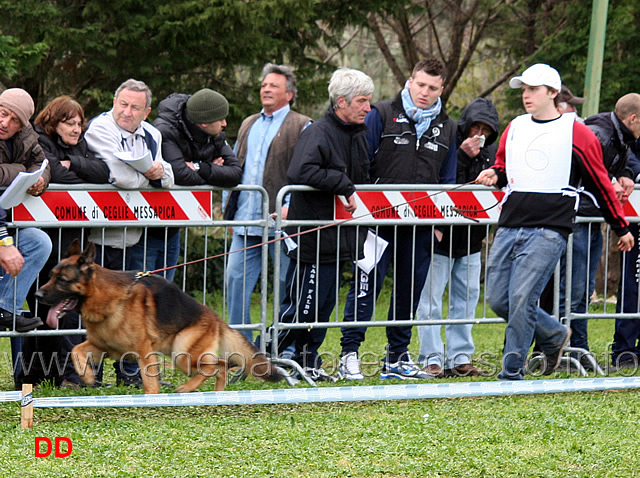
top-left (509, 63), bottom-right (561, 91)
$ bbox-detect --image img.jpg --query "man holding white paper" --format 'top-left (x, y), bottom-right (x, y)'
top-left (0, 87), bottom-right (51, 195)
top-left (85, 78), bottom-right (173, 192)
top-left (275, 68), bottom-right (373, 381)
top-left (85, 78), bottom-right (174, 253)
top-left (0, 87), bottom-right (54, 387)
top-left (84, 78), bottom-right (174, 388)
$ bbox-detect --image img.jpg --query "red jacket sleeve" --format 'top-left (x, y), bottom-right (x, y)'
top-left (573, 121), bottom-right (629, 236)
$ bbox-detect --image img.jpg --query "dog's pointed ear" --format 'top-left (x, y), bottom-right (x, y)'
top-left (65, 238), bottom-right (82, 258)
top-left (79, 242), bottom-right (97, 265)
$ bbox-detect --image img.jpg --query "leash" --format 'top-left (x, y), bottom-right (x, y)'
top-left (451, 200), bottom-right (501, 223)
top-left (138, 181), bottom-right (495, 278)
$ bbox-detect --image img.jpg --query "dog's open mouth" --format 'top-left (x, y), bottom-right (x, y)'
top-left (46, 298), bottom-right (78, 328)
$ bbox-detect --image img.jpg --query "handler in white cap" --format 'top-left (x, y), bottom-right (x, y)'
top-left (475, 63), bottom-right (634, 380)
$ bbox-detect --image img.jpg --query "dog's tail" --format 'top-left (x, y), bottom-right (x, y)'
top-left (220, 328), bottom-right (282, 383)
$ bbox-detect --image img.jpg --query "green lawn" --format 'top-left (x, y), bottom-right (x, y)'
top-left (2, 291), bottom-right (640, 477)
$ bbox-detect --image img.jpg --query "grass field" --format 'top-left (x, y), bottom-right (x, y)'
top-left (2, 292), bottom-right (640, 477)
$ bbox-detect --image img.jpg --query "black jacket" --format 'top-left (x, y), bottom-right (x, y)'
top-left (35, 125), bottom-right (110, 184)
top-left (287, 107), bottom-right (370, 263)
top-left (437, 97), bottom-right (499, 257)
top-left (368, 92), bottom-right (457, 184)
top-left (454, 97), bottom-right (499, 183)
top-left (153, 93), bottom-right (242, 187)
top-left (581, 112), bottom-right (639, 217)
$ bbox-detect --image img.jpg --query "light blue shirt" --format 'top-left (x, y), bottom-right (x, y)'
top-left (231, 104), bottom-right (291, 236)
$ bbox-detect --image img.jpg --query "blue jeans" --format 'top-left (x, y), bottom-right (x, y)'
top-left (0, 228), bottom-right (52, 382)
top-left (487, 227), bottom-right (568, 380)
top-left (226, 233), bottom-right (290, 341)
top-left (559, 222), bottom-right (602, 351)
top-left (340, 227), bottom-right (432, 362)
top-left (129, 229), bottom-right (180, 282)
top-left (417, 252), bottom-right (480, 369)
top-left (0, 228), bottom-right (52, 314)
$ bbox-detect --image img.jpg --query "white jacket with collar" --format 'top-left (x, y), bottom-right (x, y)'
top-left (85, 110), bottom-right (175, 248)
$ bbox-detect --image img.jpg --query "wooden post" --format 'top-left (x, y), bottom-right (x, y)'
top-left (21, 384), bottom-right (33, 429)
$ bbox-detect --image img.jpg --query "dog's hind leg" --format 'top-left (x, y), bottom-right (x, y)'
top-left (72, 341), bottom-right (106, 387)
top-left (174, 353), bottom-right (228, 393)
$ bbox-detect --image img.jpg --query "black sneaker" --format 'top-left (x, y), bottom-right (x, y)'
top-left (541, 327), bottom-right (572, 376)
top-left (579, 354), bottom-right (602, 372)
top-left (0, 308), bottom-right (43, 332)
top-left (116, 375), bottom-right (143, 388)
top-left (116, 375), bottom-right (173, 388)
top-left (614, 356), bottom-right (639, 370)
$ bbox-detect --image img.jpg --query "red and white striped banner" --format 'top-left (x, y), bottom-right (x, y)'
top-left (623, 193), bottom-right (640, 219)
top-left (336, 188), bottom-right (640, 224)
top-left (12, 190), bottom-right (213, 226)
top-left (335, 189), bottom-right (505, 224)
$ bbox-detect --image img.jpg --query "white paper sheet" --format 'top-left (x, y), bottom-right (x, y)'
top-left (113, 150), bottom-right (153, 173)
top-left (356, 229), bottom-right (388, 274)
top-left (0, 158), bottom-right (49, 209)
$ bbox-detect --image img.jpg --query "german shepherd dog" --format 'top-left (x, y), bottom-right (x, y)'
top-left (35, 240), bottom-right (282, 394)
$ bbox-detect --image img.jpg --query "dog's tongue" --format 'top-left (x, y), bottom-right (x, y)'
top-left (46, 302), bottom-right (64, 328)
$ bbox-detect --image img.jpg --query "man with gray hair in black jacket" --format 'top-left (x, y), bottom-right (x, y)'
top-left (275, 67), bottom-right (374, 381)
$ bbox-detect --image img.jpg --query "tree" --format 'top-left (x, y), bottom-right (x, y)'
top-left (311, 1), bottom-right (536, 104)
top-left (0, 0), bottom-right (330, 130)
top-left (528, 0), bottom-right (640, 112)
top-left (0, 0), bottom-right (636, 128)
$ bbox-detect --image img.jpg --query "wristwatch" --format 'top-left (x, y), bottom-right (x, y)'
top-left (193, 162), bottom-right (201, 171)
top-left (0, 236), bottom-right (14, 247)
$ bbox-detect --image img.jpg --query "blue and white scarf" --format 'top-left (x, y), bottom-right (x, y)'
top-left (401, 81), bottom-right (442, 140)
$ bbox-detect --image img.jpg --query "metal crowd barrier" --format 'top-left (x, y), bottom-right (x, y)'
top-left (267, 184), bottom-right (505, 355)
top-left (1, 183), bottom-right (272, 342)
top-left (270, 184), bottom-right (640, 373)
top-left (2, 183), bottom-right (640, 375)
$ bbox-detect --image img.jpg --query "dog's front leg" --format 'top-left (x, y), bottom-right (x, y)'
top-left (72, 341), bottom-right (106, 387)
top-left (137, 349), bottom-right (161, 394)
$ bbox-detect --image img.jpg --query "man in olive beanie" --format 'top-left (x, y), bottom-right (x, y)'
top-left (0, 87), bottom-right (50, 191)
top-left (153, 87), bottom-right (241, 187)
top-left (186, 88), bottom-right (229, 124)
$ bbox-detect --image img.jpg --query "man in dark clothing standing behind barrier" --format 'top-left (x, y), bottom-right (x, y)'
top-left (588, 93), bottom-right (640, 369)
top-left (153, 88), bottom-right (242, 188)
top-left (151, 88), bottom-right (243, 281)
top-left (337, 57), bottom-right (457, 381)
top-left (416, 97), bottom-right (499, 378)
top-left (276, 68), bottom-right (374, 382)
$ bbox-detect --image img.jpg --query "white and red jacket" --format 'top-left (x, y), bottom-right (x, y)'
top-left (491, 113), bottom-right (629, 239)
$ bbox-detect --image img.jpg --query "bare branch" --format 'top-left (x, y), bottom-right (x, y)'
top-left (320, 27), bottom-right (362, 65)
top-left (423, 1), bottom-right (445, 60)
top-left (477, 35), bottom-right (559, 98)
top-left (367, 13), bottom-right (406, 85)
